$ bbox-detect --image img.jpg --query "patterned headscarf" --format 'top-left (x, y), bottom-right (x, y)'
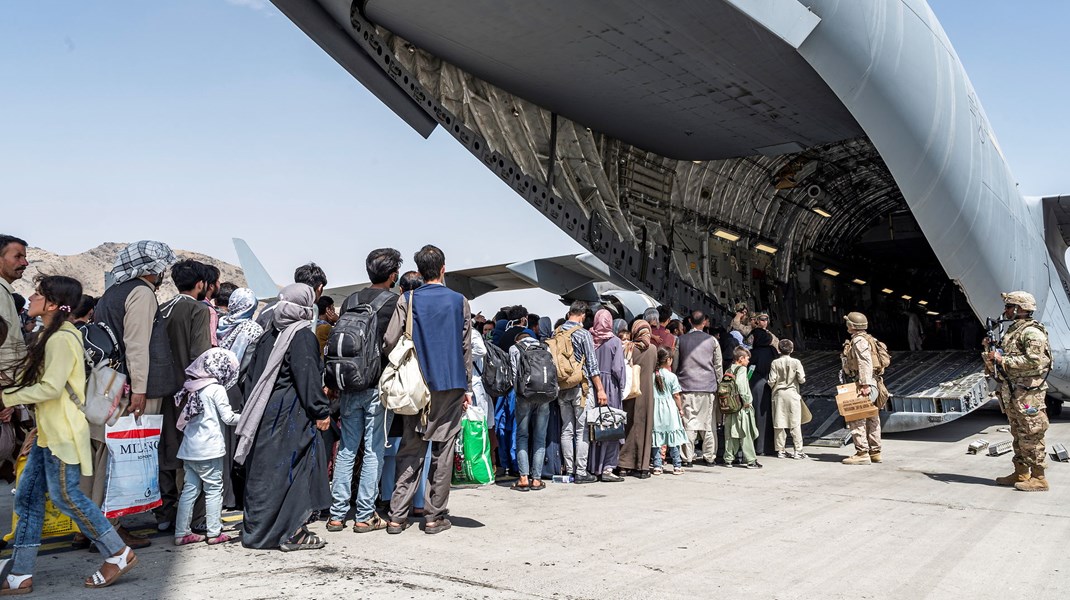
top-left (175, 348), bottom-right (240, 432)
top-left (631, 319), bottom-right (652, 352)
top-left (112, 240), bottom-right (177, 284)
top-left (217, 287), bottom-right (257, 340)
top-left (591, 309), bottom-right (614, 348)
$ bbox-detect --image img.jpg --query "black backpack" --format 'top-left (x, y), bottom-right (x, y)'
top-left (516, 340), bottom-right (559, 403)
top-left (481, 342), bottom-right (513, 398)
top-left (324, 291), bottom-right (395, 392)
top-left (77, 321), bottom-right (121, 373)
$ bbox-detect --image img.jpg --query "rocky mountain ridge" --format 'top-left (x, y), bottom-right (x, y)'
top-left (12, 243), bottom-right (246, 300)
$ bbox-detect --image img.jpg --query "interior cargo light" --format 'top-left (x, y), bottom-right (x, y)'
top-left (852, 279), bottom-right (867, 285)
top-left (712, 228), bottom-right (741, 242)
top-left (754, 243), bottom-right (778, 254)
top-left (926, 311), bottom-right (939, 316)
top-left (918, 300), bottom-right (929, 306)
top-left (881, 288), bottom-right (894, 294)
top-left (822, 268), bottom-right (840, 277)
top-left (812, 206), bottom-right (832, 218)
top-left (901, 295), bottom-right (913, 300)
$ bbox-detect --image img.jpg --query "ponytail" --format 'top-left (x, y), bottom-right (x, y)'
top-left (654, 347), bottom-right (671, 393)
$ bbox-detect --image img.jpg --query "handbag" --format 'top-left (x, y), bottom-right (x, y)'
top-left (379, 291), bottom-right (431, 416)
top-left (61, 330), bottom-right (128, 427)
top-left (587, 405), bottom-right (627, 443)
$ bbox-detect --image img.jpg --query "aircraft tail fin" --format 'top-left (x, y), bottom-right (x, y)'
top-left (232, 238), bottom-right (281, 300)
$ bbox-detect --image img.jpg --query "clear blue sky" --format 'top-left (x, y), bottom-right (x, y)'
top-left (1, 1), bottom-right (1067, 319)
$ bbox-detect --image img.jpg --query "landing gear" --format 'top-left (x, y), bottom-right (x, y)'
top-left (1046, 396), bottom-right (1063, 418)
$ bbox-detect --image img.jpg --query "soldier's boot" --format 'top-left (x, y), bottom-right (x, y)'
top-left (995, 463), bottom-right (1030, 486)
top-left (842, 451), bottom-right (871, 465)
top-left (1014, 466), bottom-right (1049, 492)
top-left (869, 452), bottom-right (882, 463)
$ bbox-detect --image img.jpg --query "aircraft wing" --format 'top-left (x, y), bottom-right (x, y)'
top-left (233, 239), bottom-right (636, 304)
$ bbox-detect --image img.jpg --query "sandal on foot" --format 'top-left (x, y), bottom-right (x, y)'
top-left (353, 513), bottom-right (387, 534)
top-left (510, 480), bottom-right (530, 492)
top-left (424, 518), bottom-right (452, 535)
top-left (325, 520), bottom-right (346, 532)
top-left (279, 528), bottom-right (326, 552)
top-left (386, 521), bottom-right (411, 535)
top-left (205, 533), bottom-right (234, 545)
top-left (0, 560), bottom-right (32, 596)
top-left (529, 480), bottom-right (545, 491)
top-left (173, 534), bottom-right (206, 546)
top-left (84, 547), bottom-right (137, 589)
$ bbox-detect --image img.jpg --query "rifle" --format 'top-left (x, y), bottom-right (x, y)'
top-left (984, 316), bottom-right (1012, 383)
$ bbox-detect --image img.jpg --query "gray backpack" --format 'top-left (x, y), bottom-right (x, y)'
top-left (516, 340), bottom-right (559, 403)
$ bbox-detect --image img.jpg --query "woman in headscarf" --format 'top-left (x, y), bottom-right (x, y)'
top-left (587, 309), bottom-right (627, 481)
top-left (617, 318), bottom-right (657, 479)
top-left (216, 287), bottom-right (264, 510)
top-left (217, 287), bottom-right (263, 364)
top-left (235, 284), bottom-right (331, 551)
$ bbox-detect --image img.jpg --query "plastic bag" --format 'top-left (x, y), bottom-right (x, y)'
top-left (2, 453), bottom-right (79, 542)
top-left (102, 415), bottom-right (163, 519)
top-left (451, 405), bottom-right (494, 485)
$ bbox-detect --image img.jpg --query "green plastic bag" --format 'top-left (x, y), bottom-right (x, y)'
top-left (452, 406), bottom-right (494, 485)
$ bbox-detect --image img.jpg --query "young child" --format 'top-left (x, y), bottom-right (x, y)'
top-left (174, 347), bottom-right (241, 546)
top-left (650, 347), bottom-right (687, 475)
top-left (724, 347), bottom-right (762, 469)
top-left (768, 339), bottom-right (808, 459)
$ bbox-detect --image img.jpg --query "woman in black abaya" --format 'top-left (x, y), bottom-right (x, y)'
top-left (235, 284), bottom-right (331, 551)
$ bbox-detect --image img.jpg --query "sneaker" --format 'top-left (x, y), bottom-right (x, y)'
top-left (776, 451), bottom-right (788, 459)
top-left (672, 466), bottom-right (685, 475)
top-left (573, 473), bottom-right (598, 484)
top-left (793, 452), bottom-right (809, 460)
top-left (652, 468), bottom-right (663, 476)
top-left (743, 461), bottom-right (763, 469)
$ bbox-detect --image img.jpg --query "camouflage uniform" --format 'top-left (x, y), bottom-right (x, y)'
top-left (843, 333), bottom-right (881, 458)
top-left (729, 303), bottom-right (753, 338)
top-left (992, 317), bottom-right (1051, 471)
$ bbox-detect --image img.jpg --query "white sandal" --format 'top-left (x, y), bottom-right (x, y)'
top-left (84, 546), bottom-right (138, 589)
top-left (0, 559), bottom-right (33, 596)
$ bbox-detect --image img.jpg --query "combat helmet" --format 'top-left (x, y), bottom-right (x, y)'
top-left (1001, 290), bottom-right (1037, 312)
top-left (843, 312), bottom-right (868, 330)
top-left (733, 302), bottom-right (748, 312)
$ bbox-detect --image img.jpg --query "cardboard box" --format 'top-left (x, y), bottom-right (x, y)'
top-left (835, 383), bottom-right (879, 421)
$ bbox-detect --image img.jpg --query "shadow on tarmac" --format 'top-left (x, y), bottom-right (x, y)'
top-left (918, 472), bottom-right (1000, 486)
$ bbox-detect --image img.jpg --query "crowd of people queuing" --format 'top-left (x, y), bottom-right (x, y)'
top-left (0, 234), bottom-right (815, 593)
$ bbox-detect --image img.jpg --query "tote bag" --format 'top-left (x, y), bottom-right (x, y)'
top-left (102, 415), bottom-right (163, 519)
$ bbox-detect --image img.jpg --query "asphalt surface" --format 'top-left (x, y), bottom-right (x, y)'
top-left (3, 409), bottom-right (1069, 599)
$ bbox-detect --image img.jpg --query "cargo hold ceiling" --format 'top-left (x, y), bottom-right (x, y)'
top-left (361, 0), bottom-right (864, 161)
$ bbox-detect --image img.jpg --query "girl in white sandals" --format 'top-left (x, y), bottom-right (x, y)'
top-left (0, 276), bottom-right (137, 594)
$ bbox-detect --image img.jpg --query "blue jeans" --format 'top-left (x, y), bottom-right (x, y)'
top-left (515, 399), bottom-right (550, 478)
top-left (331, 387), bottom-right (390, 523)
top-left (12, 445), bottom-right (125, 574)
top-left (176, 457), bottom-right (224, 538)
top-left (494, 391), bottom-right (518, 472)
top-left (652, 445), bottom-right (682, 470)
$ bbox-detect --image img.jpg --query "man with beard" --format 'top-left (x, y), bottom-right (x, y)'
top-left (156, 259), bottom-right (213, 530)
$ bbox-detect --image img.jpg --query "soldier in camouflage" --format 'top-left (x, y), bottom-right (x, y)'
top-left (986, 291), bottom-right (1052, 492)
top-left (840, 312), bottom-right (883, 465)
top-left (730, 303), bottom-right (753, 338)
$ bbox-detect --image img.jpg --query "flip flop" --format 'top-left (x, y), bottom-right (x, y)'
top-left (510, 481), bottom-right (530, 492)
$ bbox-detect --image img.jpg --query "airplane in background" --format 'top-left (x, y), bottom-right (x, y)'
top-left (262, 0), bottom-right (1068, 434)
top-left (232, 238), bottom-right (659, 322)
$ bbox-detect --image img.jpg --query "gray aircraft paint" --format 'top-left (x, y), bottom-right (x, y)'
top-left (267, 0), bottom-right (1068, 403)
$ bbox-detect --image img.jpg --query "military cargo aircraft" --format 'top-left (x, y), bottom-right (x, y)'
top-left (261, 1), bottom-right (1068, 434)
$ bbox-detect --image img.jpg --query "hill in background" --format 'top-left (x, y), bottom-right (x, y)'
top-left (12, 243), bottom-right (246, 300)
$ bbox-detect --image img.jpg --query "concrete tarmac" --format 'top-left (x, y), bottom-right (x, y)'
top-left (4, 410), bottom-right (1069, 599)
